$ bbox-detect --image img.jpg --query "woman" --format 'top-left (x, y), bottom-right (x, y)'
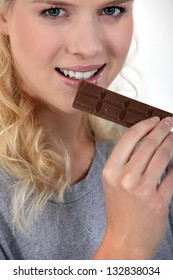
top-left (0, 0), bottom-right (173, 259)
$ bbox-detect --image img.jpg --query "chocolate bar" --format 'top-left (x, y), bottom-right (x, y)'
top-left (73, 81), bottom-right (172, 127)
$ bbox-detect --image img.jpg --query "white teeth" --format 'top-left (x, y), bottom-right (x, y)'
top-left (59, 68), bottom-right (99, 80)
top-left (75, 72), bottom-right (84, 79)
top-left (83, 71), bottom-right (94, 79)
top-left (63, 70), bottom-right (69, 77)
top-left (69, 70), bottom-right (75, 78)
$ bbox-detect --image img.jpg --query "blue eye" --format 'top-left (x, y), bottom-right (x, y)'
top-left (102, 6), bottom-right (125, 17)
top-left (41, 8), bottom-right (65, 18)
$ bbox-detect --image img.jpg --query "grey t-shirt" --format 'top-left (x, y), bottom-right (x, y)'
top-left (0, 141), bottom-right (173, 259)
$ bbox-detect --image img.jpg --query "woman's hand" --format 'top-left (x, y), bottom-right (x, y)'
top-left (94, 116), bottom-right (173, 259)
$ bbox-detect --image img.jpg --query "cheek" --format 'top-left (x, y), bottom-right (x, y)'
top-left (8, 16), bottom-right (58, 67)
top-left (107, 19), bottom-right (133, 59)
top-left (10, 25), bottom-right (46, 63)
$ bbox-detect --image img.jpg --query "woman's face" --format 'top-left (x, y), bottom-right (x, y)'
top-left (1, 0), bottom-right (133, 114)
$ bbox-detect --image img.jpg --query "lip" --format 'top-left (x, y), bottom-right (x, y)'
top-left (55, 64), bottom-right (106, 88)
top-left (59, 64), bottom-right (104, 72)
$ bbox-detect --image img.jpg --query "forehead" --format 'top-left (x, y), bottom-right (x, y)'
top-left (31, 0), bottom-right (132, 3)
top-left (29, 0), bottom-right (134, 10)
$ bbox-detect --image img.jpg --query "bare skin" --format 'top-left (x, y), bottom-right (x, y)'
top-left (0, 0), bottom-right (133, 186)
top-left (93, 116), bottom-right (173, 259)
top-left (1, 0), bottom-right (173, 259)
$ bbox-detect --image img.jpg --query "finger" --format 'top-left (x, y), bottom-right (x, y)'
top-left (128, 117), bottom-right (173, 175)
top-left (158, 164), bottom-right (173, 205)
top-left (144, 132), bottom-right (173, 188)
top-left (106, 117), bottom-right (160, 170)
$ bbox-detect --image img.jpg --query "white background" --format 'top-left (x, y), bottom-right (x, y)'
top-left (110, 0), bottom-right (173, 113)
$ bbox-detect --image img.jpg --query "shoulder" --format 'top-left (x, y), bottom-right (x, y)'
top-left (0, 167), bottom-right (10, 184)
top-left (0, 167), bottom-right (15, 192)
top-left (0, 167), bottom-right (16, 215)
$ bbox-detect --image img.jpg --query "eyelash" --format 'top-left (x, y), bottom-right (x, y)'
top-left (40, 6), bottom-right (126, 20)
top-left (100, 6), bottom-right (126, 18)
top-left (40, 7), bottom-right (67, 18)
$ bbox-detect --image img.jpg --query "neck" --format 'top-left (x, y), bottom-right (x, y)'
top-left (35, 104), bottom-right (93, 150)
top-left (35, 104), bottom-right (95, 185)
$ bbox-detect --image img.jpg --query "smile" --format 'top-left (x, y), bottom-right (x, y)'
top-left (59, 68), bottom-right (99, 80)
top-left (55, 64), bottom-right (106, 88)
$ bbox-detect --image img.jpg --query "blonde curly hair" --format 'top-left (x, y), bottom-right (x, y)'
top-left (0, 0), bottom-right (122, 233)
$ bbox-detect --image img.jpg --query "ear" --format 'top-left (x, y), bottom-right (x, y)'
top-left (0, 14), bottom-right (9, 35)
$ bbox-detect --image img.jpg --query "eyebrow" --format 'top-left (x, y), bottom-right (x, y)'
top-left (32, 0), bottom-right (133, 4)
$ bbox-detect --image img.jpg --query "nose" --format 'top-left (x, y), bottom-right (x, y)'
top-left (65, 16), bottom-right (103, 59)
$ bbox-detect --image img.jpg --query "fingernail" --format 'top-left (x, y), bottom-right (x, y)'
top-left (163, 117), bottom-right (173, 130)
top-left (151, 116), bottom-right (160, 123)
